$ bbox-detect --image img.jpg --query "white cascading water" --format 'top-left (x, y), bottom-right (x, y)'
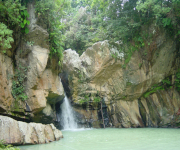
top-left (60, 94), bottom-right (78, 130)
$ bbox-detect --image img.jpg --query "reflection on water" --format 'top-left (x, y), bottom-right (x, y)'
top-left (20, 128), bottom-right (180, 150)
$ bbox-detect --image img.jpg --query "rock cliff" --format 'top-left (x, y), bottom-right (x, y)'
top-left (0, 1), bottom-right (64, 127)
top-left (61, 35), bottom-right (180, 128)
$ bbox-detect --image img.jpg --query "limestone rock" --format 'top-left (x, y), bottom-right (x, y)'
top-left (23, 2), bottom-right (65, 115)
top-left (63, 49), bottom-right (82, 74)
top-left (50, 124), bottom-right (63, 140)
top-left (0, 115), bottom-right (63, 145)
top-left (61, 37), bottom-right (179, 128)
top-left (0, 54), bottom-right (14, 112)
top-left (139, 89), bottom-right (180, 127)
top-left (0, 1), bottom-right (64, 126)
top-left (0, 116), bottom-right (21, 144)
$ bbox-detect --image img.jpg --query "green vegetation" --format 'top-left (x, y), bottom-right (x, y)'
top-left (0, 23), bottom-right (14, 53)
top-left (63, 0), bottom-right (180, 64)
top-left (143, 84), bottom-right (164, 98)
top-left (175, 70), bottom-right (180, 91)
top-left (1, 0), bottom-right (179, 65)
top-left (1, 0), bottom-right (180, 103)
top-left (11, 65), bottom-right (29, 101)
top-left (20, 9), bottom-right (30, 34)
top-left (0, 0), bottom-right (70, 102)
top-left (0, 140), bottom-right (20, 150)
top-left (35, 0), bottom-right (70, 66)
top-left (0, 0), bottom-right (69, 62)
top-left (79, 94), bottom-right (89, 104)
top-left (0, 0), bottom-right (30, 53)
top-left (94, 96), bottom-right (101, 103)
top-left (78, 70), bottom-right (85, 83)
top-left (143, 72), bottom-right (180, 98)
top-left (79, 91), bottom-right (101, 104)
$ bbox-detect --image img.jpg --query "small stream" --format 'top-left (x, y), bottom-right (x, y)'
top-left (20, 128), bottom-right (180, 150)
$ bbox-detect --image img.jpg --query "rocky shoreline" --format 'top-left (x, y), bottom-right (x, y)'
top-left (0, 115), bottom-right (63, 145)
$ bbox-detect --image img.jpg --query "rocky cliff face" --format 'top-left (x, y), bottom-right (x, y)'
top-left (0, 0), bottom-right (179, 131)
top-left (61, 34), bottom-right (180, 128)
top-left (0, 2), bottom-right (64, 127)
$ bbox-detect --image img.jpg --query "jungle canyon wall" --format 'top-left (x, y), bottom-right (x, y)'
top-left (61, 27), bottom-right (180, 128)
top-left (0, 0), bottom-right (180, 132)
top-left (0, 1), bottom-right (65, 127)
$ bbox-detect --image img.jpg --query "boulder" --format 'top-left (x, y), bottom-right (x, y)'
top-left (0, 115), bottom-right (63, 145)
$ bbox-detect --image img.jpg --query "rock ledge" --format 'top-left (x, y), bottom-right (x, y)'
top-left (0, 115), bottom-right (63, 145)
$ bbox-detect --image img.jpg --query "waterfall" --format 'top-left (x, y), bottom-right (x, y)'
top-left (60, 94), bottom-right (78, 130)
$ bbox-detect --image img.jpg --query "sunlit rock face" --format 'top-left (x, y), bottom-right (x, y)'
top-left (61, 37), bottom-right (180, 128)
top-left (0, 115), bottom-right (63, 145)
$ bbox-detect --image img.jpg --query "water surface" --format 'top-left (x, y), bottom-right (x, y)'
top-left (20, 128), bottom-right (180, 150)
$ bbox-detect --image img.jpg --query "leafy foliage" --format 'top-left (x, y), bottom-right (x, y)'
top-left (0, 0), bottom-right (22, 26)
top-left (79, 91), bottom-right (101, 104)
top-left (0, 0), bottom-right (30, 53)
top-left (63, 0), bottom-right (180, 67)
top-left (143, 85), bottom-right (164, 98)
top-left (79, 94), bottom-right (89, 104)
top-left (11, 65), bottom-right (29, 101)
top-left (0, 0), bottom-right (30, 32)
top-left (175, 71), bottom-right (180, 91)
top-left (20, 9), bottom-right (30, 34)
top-left (35, 0), bottom-right (70, 65)
top-left (0, 23), bottom-right (14, 53)
top-left (0, 140), bottom-right (20, 150)
top-left (94, 96), bottom-right (101, 103)
top-left (143, 73), bottom-right (180, 98)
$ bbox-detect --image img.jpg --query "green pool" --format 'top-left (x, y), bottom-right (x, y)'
top-left (20, 128), bottom-right (180, 150)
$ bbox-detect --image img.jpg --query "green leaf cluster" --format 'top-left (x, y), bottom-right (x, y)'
top-left (143, 76), bottom-right (174, 98)
top-left (175, 71), bottom-right (180, 91)
top-left (144, 70), bottom-right (180, 98)
top-left (0, 0), bottom-right (22, 26)
top-left (0, 0), bottom-right (30, 53)
top-left (79, 91), bottom-right (101, 104)
top-left (143, 85), bottom-right (164, 98)
top-left (79, 95), bottom-right (89, 104)
top-left (0, 0), bottom-right (30, 31)
top-left (94, 96), bottom-right (101, 103)
top-left (20, 9), bottom-right (30, 34)
top-left (0, 23), bottom-right (14, 53)
top-left (0, 140), bottom-right (20, 150)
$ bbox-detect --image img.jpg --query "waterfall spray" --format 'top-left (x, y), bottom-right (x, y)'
top-left (60, 94), bottom-right (78, 130)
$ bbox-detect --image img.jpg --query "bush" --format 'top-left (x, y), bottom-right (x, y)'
top-left (0, 140), bottom-right (20, 150)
